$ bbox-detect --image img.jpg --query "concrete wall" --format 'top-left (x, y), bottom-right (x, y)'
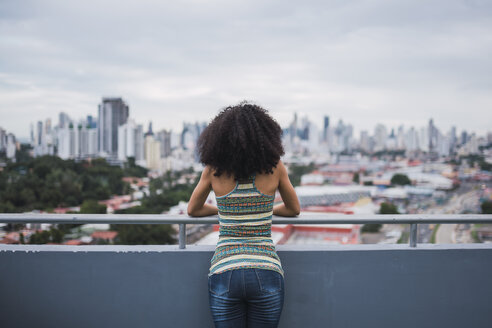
top-left (1, 243), bottom-right (492, 328)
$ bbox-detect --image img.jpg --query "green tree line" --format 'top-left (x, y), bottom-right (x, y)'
top-left (0, 154), bottom-right (147, 213)
top-left (111, 168), bottom-right (199, 245)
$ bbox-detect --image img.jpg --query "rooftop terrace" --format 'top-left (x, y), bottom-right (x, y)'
top-left (1, 213), bottom-right (491, 328)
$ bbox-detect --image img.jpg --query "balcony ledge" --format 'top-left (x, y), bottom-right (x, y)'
top-left (1, 243), bottom-right (492, 328)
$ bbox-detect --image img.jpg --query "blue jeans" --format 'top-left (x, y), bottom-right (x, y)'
top-left (208, 268), bottom-right (285, 328)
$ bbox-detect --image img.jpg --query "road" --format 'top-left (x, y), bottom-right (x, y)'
top-left (435, 223), bottom-right (456, 243)
top-left (401, 182), bottom-right (483, 244)
top-left (431, 189), bottom-right (481, 244)
top-left (364, 181), bottom-right (486, 244)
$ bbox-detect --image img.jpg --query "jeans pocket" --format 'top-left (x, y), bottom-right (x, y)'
top-left (255, 269), bottom-right (283, 295)
top-left (208, 271), bottom-right (232, 296)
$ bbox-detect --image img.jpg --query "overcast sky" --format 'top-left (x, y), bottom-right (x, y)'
top-left (1, 0), bottom-right (491, 139)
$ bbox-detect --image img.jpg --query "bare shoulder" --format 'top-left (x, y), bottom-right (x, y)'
top-left (274, 159), bottom-right (287, 176)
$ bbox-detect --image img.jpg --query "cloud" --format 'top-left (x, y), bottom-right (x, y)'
top-left (0, 0), bottom-right (491, 138)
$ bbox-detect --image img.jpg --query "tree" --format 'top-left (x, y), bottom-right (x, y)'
top-left (28, 227), bottom-right (65, 244)
top-left (15, 143), bottom-right (33, 163)
top-left (362, 202), bottom-right (399, 233)
top-left (482, 201), bottom-right (492, 214)
top-left (380, 202), bottom-right (399, 214)
top-left (391, 173), bottom-right (411, 186)
top-left (123, 157), bottom-right (148, 177)
top-left (110, 224), bottom-right (176, 245)
top-left (50, 227), bottom-right (64, 243)
top-left (0, 155), bottom-right (130, 213)
top-left (353, 172), bottom-right (360, 184)
top-left (288, 163), bottom-right (316, 187)
top-left (361, 223), bottom-right (382, 233)
top-left (80, 199), bottom-right (107, 214)
top-left (29, 230), bottom-right (51, 244)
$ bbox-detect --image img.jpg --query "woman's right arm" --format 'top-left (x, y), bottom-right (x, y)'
top-left (273, 160), bottom-right (301, 217)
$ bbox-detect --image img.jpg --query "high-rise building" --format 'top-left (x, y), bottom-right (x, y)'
top-left (0, 128), bottom-right (16, 160)
top-left (29, 123), bottom-right (35, 146)
top-left (145, 135), bottom-right (161, 170)
top-left (437, 133), bottom-right (450, 157)
top-left (387, 128), bottom-right (397, 150)
top-left (448, 126), bottom-right (457, 153)
top-left (405, 127), bottom-right (419, 152)
top-left (57, 122), bottom-right (97, 159)
top-left (460, 130), bottom-right (468, 146)
top-left (289, 113), bottom-right (298, 144)
top-left (374, 124), bottom-right (387, 152)
top-left (181, 122), bottom-right (206, 151)
top-left (470, 133), bottom-right (479, 154)
top-left (57, 126), bottom-right (71, 159)
top-left (87, 115), bottom-right (97, 129)
top-left (298, 116), bottom-right (310, 141)
top-left (0, 127), bottom-right (6, 152)
top-left (428, 119), bottom-right (438, 153)
top-left (79, 124), bottom-right (98, 157)
top-left (58, 112), bottom-right (71, 129)
top-left (156, 129), bottom-right (172, 157)
top-left (323, 116), bottom-right (330, 142)
top-left (419, 127), bottom-right (429, 152)
top-left (36, 121), bottom-right (43, 146)
top-left (397, 125), bottom-right (405, 149)
top-left (145, 122), bottom-right (154, 137)
top-left (97, 97), bottom-right (129, 157)
top-left (45, 119), bottom-right (52, 135)
top-left (359, 130), bottom-right (371, 153)
top-left (118, 119), bottom-right (144, 162)
top-left (6, 133), bottom-right (16, 160)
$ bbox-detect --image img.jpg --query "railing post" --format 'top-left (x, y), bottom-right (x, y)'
top-left (179, 223), bottom-right (186, 249)
top-left (409, 223), bottom-right (418, 247)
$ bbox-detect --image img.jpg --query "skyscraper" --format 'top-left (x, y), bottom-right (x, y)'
top-left (449, 126), bottom-right (457, 152)
top-left (156, 129), bottom-right (172, 157)
top-left (58, 112), bottom-right (70, 129)
top-left (97, 97), bottom-right (129, 157)
top-left (118, 119), bottom-right (144, 162)
top-left (289, 113), bottom-right (298, 144)
top-left (0, 127), bottom-right (6, 152)
top-left (145, 121), bottom-right (154, 137)
top-left (87, 115), bottom-right (97, 129)
top-left (36, 121), bottom-right (43, 146)
top-left (145, 134), bottom-right (161, 170)
top-left (323, 116), bottom-right (330, 142)
top-left (374, 124), bottom-right (388, 152)
top-left (6, 133), bottom-right (16, 160)
top-left (359, 130), bottom-right (370, 152)
top-left (428, 119), bottom-right (438, 153)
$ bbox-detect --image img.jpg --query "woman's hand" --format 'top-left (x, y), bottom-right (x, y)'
top-left (187, 166), bottom-right (219, 217)
top-left (272, 160), bottom-right (301, 217)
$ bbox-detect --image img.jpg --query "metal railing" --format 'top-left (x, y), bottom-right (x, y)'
top-left (1, 213), bottom-right (491, 249)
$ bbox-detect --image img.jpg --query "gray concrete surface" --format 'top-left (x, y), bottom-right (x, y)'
top-left (1, 243), bottom-right (492, 328)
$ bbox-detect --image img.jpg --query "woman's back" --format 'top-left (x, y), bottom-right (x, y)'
top-left (209, 171), bottom-right (283, 277)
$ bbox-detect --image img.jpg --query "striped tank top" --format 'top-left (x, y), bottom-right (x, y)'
top-left (208, 173), bottom-right (284, 277)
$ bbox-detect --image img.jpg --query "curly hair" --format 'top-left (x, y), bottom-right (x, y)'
top-left (197, 101), bottom-right (285, 180)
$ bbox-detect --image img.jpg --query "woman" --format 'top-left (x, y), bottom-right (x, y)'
top-left (187, 101), bottom-right (300, 328)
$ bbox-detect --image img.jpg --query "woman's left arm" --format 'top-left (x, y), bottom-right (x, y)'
top-left (187, 166), bottom-right (219, 217)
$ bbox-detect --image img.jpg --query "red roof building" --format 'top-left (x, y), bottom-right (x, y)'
top-left (91, 231), bottom-right (118, 242)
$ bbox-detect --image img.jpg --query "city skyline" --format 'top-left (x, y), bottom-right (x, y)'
top-left (3, 96), bottom-right (491, 142)
top-left (10, 102), bottom-right (491, 143)
top-left (1, 1), bottom-right (492, 138)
